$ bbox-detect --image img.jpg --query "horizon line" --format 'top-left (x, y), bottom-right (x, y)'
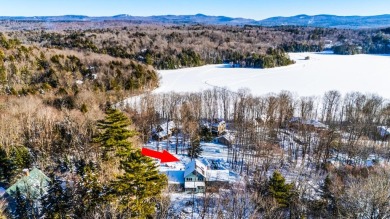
top-left (0, 13), bottom-right (389, 21)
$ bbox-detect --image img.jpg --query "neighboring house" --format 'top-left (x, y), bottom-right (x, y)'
top-left (4, 168), bottom-right (50, 213)
top-left (184, 160), bottom-right (206, 193)
top-left (211, 120), bottom-right (226, 135)
top-left (153, 121), bottom-right (176, 140)
top-left (378, 126), bottom-right (390, 139)
top-left (305, 119), bottom-right (328, 129)
top-left (215, 133), bottom-right (235, 147)
top-left (288, 117), bottom-right (328, 131)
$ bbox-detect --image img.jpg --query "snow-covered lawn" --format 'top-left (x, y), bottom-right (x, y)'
top-left (155, 52), bottom-right (390, 98)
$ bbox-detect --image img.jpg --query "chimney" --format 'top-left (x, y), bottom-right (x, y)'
top-left (22, 168), bottom-right (29, 176)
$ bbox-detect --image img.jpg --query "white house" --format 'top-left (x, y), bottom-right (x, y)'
top-left (154, 121), bottom-right (176, 140)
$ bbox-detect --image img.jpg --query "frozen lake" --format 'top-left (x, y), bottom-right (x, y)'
top-left (155, 52), bottom-right (390, 98)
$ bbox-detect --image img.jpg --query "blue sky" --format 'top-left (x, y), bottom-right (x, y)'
top-left (0, 0), bottom-right (389, 19)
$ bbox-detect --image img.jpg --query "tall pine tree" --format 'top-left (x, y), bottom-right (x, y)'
top-left (12, 187), bottom-right (28, 219)
top-left (112, 150), bottom-right (167, 217)
top-left (188, 136), bottom-right (203, 159)
top-left (268, 171), bottom-right (293, 208)
top-left (94, 108), bottom-right (137, 159)
top-left (0, 146), bottom-right (16, 186)
top-left (41, 175), bottom-right (72, 218)
top-left (95, 108), bottom-right (167, 217)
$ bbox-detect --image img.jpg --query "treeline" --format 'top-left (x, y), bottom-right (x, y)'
top-left (9, 25), bottom-right (365, 69)
top-left (5, 23), bottom-right (390, 65)
top-left (225, 48), bottom-right (295, 68)
top-left (280, 41), bottom-right (324, 52)
top-left (333, 30), bottom-right (390, 55)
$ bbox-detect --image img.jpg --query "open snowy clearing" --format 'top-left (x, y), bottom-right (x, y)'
top-left (155, 52), bottom-right (390, 98)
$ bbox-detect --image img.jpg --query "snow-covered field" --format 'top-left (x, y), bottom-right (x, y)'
top-left (155, 52), bottom-right (390, 98)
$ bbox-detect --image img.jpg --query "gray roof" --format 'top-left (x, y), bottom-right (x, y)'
top-left (211, 120), bottom-right (225, 127)
top-left (156, 121), bottom-right (176, 138)
top-left (289, 117), bottom-right (328, 129)
top-left (184, 159), bottom-right (207, 177)
top-left (217, 133), bottom-right (235, 142)
top-left (305, 119), bottom-right (328, 129)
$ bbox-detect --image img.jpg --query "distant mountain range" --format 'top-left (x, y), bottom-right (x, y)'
top-left (1, 14), bottom-right (390, 29)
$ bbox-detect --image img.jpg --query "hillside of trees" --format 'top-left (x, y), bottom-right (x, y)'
top-left (6, 25), bottom-right (352, 69)
top-left (6, 23), bottom-right (388, 66)
top-left (0, 31), bottom-right (167, 218)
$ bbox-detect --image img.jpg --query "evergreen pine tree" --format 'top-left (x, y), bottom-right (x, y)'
top-left (188, 136), bottom-right (203, 159)
top-left (82, 167), bottom-right (105, 213)
top-left (12, 187), bottom-right (28, 219)
top-left (71, 168), bottom-right (103, 218)
top-left (94, 108), bottom-right (137, 160)
top-left (200, 126), bottom-right (213, 142)
top-left (268, 171), bottom-right (293, 208)
top-left (9, 146), bottom-right (32, 170)
top-left (322, 174), bottom-right (332, 200)
top-left (41, 175), bottom-right (72, 218)
top-left (95, 108), bottom-right (167, 217)
top-left (0, 147), bottom-right (16, 186)
top-left (112, 150), bottom-right (167, 218)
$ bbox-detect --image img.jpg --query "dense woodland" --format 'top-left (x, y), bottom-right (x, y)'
top-left (0, 22), bottom-right (389, 218)
top-left (5, 24), bottom-right (389, 67)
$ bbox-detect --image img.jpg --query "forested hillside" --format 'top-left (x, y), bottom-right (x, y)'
top-left (0, 32), bottom-right (165, 218)
top-left (7, 25), bottom-right (337, 69)
top-left (7, 24), bottom-right (388, 68)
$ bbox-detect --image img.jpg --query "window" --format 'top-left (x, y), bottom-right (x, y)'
top-left (186, 178), bottom-right (192, 181)
top-left (186, 188), bottom-right (196, 192)
top-left (198, 176), bottom-right (203, 181)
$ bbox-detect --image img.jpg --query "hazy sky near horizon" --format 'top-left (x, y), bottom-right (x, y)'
top-left (0, 0), bottom-right (389, 19)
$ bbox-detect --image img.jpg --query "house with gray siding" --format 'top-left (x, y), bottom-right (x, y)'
top-left (184, 160), bottom-right (206, 193)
